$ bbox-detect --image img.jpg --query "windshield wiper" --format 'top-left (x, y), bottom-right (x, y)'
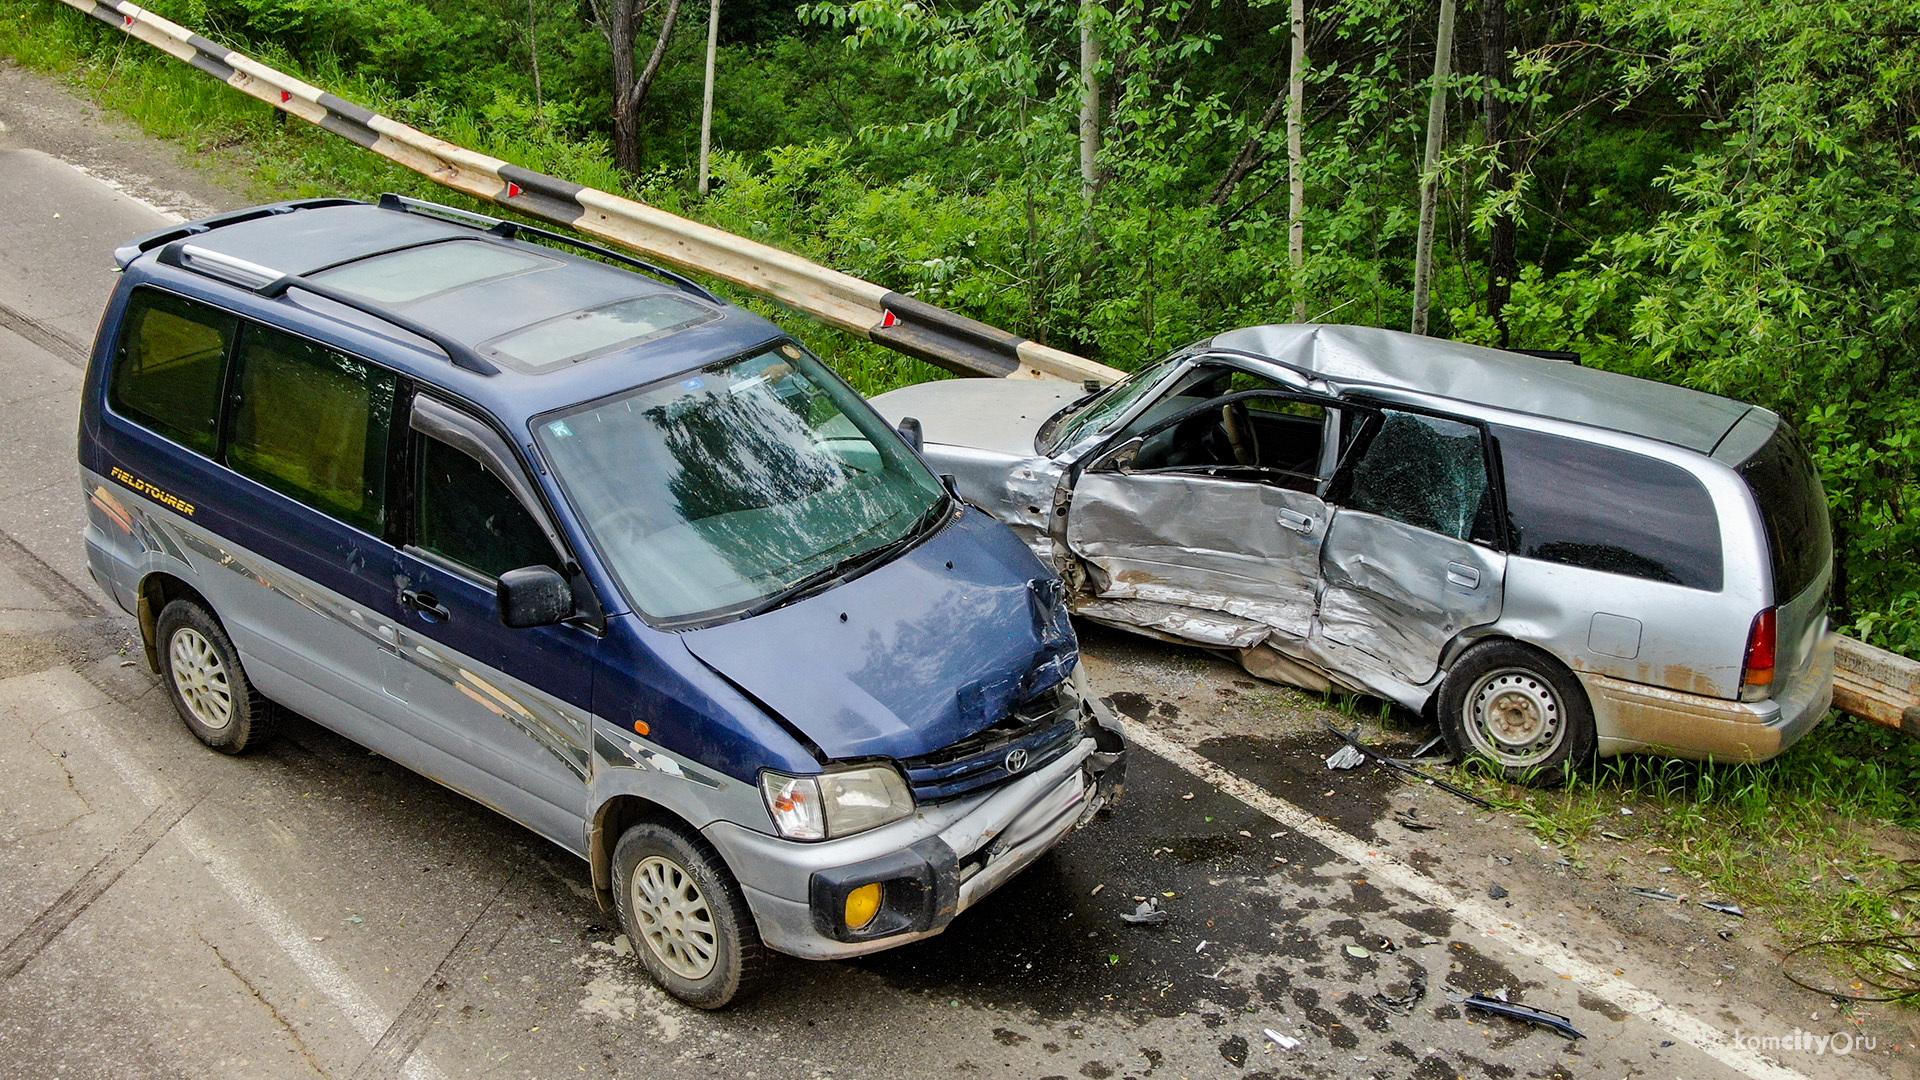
top-left (737, 494), bottom-right (952, 619)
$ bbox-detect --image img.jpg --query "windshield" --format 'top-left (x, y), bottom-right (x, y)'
top-left (535, 344), bottom-right (947, 624)
top-left (1039, 353), bottom-right (1186, 454)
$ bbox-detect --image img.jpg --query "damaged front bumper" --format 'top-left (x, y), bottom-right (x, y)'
top-left (703, 670), bottom-right (1126, 961)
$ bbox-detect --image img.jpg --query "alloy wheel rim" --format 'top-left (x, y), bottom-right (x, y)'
top-left (630, 855), bottom-right (718, 980)
top-left (1464, 667), bottom-right (1562, 768)
top-left (168, 627), bottom-right (234, 732)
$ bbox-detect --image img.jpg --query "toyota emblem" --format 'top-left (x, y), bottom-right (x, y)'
top-left (1004, 748), bottom-right (1029, 774)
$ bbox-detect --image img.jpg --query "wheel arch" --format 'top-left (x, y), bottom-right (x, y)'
top-left (588, 792), bottom-right (703, 912)
top-left (137, 572), bottom-right (212, 674)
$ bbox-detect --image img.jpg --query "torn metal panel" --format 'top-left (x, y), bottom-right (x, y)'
top-left (1065, 472), bottom-right (1325, 640)
top-left (1074, 596), bottom-right (1272, 649)
top-left (1313, 510), bottom-right (1505, 685)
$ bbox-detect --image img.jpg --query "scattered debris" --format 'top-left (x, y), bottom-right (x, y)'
top-left (1325, 744), bottom-right (1366, 770)
top-left (1488, 884), bottom-right (1509, 900)
top-left (1701, 900), bottom-right (1746, 918)
top-left (1263, 1029), bottom-right (1301, 1050)
top-left (1373, 973), bottom-right (1428, 1012)
top-left (1344, 944), bottom-right (1372, 959)
top-left (1462, 994), bottom-right (1585, 1039)
top-left (1406, 734), bottom-right (1446, 759)
top-left (1090, 884), bottom-right (1105, 896)
top-left (1121, 898), bottom-right (1171, 926)
top-left (1628, 887), bottom-right (1685, 903)
top-left (1717, 929), bottom-right (1737, 942)
top-left (1315, 718), bottom-right (1494, 809)
top-left (1393, 807), bottom-right (1437, 832)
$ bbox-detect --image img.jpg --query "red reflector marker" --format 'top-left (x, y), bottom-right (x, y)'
top-left (280, 90), bottom-right (291, 103)
top-left (881, 309), bottom-right (899, 329)
top-left (507, 182), bottom-right (523, 198)
top-left (1742, 608), bottom-right (1777, 687)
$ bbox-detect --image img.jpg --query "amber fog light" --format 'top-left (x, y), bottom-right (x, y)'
top-left (845, 883), bottom-right (884, 930)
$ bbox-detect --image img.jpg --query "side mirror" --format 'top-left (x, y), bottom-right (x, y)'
top-left (898, 416), bottom-right (924, 454)
top-left (497, 565), bottom-right (573, 629)
top-left (1097, 437), bottom-right (1145, 474)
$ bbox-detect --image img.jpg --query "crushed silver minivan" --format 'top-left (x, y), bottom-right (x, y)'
top-left (873, 324), bottom-right (1835, 779)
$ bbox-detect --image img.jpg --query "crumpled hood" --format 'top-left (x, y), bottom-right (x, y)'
top-left (680, 509), bottom-right (1077, 763)
top-left (869, 379), bottom-right (1082, 456)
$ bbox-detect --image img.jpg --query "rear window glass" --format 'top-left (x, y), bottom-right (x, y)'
top-left (109, 289), bottom-right (236, 456)
top-left (312, 241), bottom-right (548, 304)
top-left (486, 295), bottom-right (716, 370)
top-left (1494, 426), bottom-right (1722, 590)
top-left (227, 325), bottom-right (396, 534)
top-left (1735, 422), bottom-right (1831, 602)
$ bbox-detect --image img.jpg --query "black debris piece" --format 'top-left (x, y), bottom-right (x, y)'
top-left (1488, 884), bottom-right (1509, 900)
top-left (1374, 973), bottom-right (1428, 1012)
top-left (1394, 807), bottom-right (1437, 832)
top-left (1701, 900), bottom-right (1746, 918)
top-left (1461, 994), bottom-right (1585, 1039)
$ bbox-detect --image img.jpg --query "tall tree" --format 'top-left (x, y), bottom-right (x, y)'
top-left (590, 0), bottom-right (686, 174)
top-left (1286, 0), bottom-right (1306, 321)
top-left (1079, 0), bottom-right (1102, 206)
top-left (1411, 0), bottom-right (1457, 336)
top-left (1480, 0), bottom-right (1515, 346)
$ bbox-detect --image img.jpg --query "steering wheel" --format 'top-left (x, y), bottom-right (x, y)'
top-left (1220, 402), bottom-right (1260, 467)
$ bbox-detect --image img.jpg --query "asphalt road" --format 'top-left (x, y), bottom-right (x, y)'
top-left (0, 63), bottom-right (1899, 1080)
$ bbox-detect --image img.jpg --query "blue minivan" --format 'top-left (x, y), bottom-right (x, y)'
top-left (78, 195), bottom-right (1125, 1008)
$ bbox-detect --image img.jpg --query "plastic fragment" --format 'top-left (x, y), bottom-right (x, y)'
top-left (1488, 884), bottom-right (1509, 900)
top-left (1121, 898), bottom-right (1171, 926)
top-left (1629, 887), bottom-right (1684, 903)
top-left (1394, 807), bottom-right (1437, 831)
top-left (1325, 744), bottom-right (1366, 770)
top-left (1263, 1029), bottom-right (1300, 1050)
top-left (1373, 973), bottom-right (1428, 1012)
top-left (1344, 944), bottom-right (1372, 959)
top-left (1701, 900), bottom-right (1746, 918)
top-left (1461, 993), bottom-right (1585, 1039)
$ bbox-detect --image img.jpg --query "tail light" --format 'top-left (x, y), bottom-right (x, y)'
top-left (1740, 608), bottom-right (1776, 700)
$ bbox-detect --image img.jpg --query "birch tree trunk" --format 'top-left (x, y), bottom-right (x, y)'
top-left (1481, 0), bottom-right (1516, 346)
top-left (1079, 0), bottom-right (1102, 206)
top-left (1287, 0), bottom-right (1306, 321)
top-left (698, 0), bottom-right (720, 195)
top-left (1410, 0), bottom-right (1457, 336)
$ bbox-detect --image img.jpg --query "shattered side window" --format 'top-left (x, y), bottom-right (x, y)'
top-left (1344, 411), bottom-right (1493, 543)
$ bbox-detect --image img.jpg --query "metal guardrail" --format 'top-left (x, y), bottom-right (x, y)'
top-left (46, 0), bottom-right (1920, 738)
top-left (57, 0), bottom-right (1123, 386)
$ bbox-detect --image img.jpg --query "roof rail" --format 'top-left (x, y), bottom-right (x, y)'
top-left (156, 242), bottom-right (499, 376)
top-left (1507, 347), bottom-right (1581, 365)
top-left (114, 199), bottom-right (363, 270)
top-left (375, 193), bottom-right (719, 304)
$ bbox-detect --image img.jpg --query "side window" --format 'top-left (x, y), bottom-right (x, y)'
top-left (1344, 410), bottom-right (1495, 544)
top-left (415, 435), bottom-right (557, 580)
top-left (1494, 426), bottom-right (1722, 590)
top-left (108, 289), bottom-right (237, 455)
top-left (226, 326), bottom-right (395, 534)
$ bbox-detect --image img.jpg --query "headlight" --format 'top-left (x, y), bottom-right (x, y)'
top-left (759, 765), bottom-right (914, 841)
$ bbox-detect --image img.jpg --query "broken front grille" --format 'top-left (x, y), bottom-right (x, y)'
top-left (900, 686), bottom-right (1081, 803)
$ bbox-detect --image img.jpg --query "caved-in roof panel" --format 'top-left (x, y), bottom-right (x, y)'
top-left (1210, 324), bottom-right (1751, 452)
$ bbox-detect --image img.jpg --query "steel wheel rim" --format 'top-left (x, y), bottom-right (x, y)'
top-left (630, 855), bottom-right (718, 980)
top-left (168, 627), bottom-right (234, 732)
top-left (1463, 667), bottom-right (1563, 768)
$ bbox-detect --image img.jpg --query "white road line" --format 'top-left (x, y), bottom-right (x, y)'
top-left (1120, 719), bottom-right (1812, 1080)
top-left (40, 673), bottom-right (442, 1080)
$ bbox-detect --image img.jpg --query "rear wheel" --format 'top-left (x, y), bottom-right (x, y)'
top-left (611, 822), bottom-right (771, 1009)
top-left (1438, 640), bottom-right (1594, 786)
top-left (155, 598), bottom-right (275, 753)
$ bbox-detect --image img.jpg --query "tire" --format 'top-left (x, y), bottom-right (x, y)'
top-left (611, 822), bottom-right (772, 1009)
top-left (155, 598), bottom-right (276, 754)
top-left (1437, 640), bottom-right (1594, 786)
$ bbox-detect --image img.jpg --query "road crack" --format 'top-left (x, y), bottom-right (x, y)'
top-left (202, 932), bottom-right (331, 1078)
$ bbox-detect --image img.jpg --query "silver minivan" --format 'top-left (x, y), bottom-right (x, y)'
top-left (874, 323), bottom-right (1835, 780)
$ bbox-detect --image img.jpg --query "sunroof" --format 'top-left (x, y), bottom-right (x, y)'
top-left (314, 240), bottom-right (549, 304)
top-left (486, 294), bottom-right (718, 370)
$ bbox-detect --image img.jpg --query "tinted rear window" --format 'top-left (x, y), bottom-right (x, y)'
top-left (1734, 422), bottom-right (1831, 602)
top-left (1493, 426), bottom-right (1723, 590)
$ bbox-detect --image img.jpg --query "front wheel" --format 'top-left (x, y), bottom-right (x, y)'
top-left (1437, 641), bottom-right (1594, 786)
top-left (611, 822), bottom-right (772, 1009)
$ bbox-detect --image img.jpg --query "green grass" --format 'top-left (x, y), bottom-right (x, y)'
top-left (1454, 712), bottom-right (1920, 1001)
top-left (0, 0), bottom-right (946, 397)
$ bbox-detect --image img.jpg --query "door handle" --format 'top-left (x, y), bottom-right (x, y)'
top-left (1277, 508), bottom-right (1317, 536)
top-left (400, 589), bottom-right (450, 620)
top-left (1445, 562), bottom-right (1481, 589)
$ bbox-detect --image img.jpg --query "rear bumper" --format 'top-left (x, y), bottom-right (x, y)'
top-left (1586, 632), bottom-right (1834, 763)
top-left (705, 704), bottom-right (1125, 961)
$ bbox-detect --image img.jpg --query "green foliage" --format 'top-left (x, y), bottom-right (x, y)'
top-left (2, 0), bottom-right (1915, 652)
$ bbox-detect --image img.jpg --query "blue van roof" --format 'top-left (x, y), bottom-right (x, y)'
top-left (123, 200), bottom-right (788, 429)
